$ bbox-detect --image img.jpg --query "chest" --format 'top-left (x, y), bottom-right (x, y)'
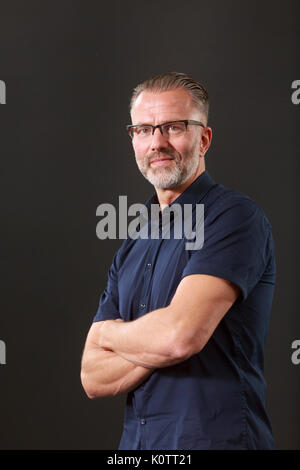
top-left (118, 238), bottom-right (190, 321)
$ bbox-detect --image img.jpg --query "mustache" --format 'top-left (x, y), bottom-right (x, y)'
top-left (146, 150), bottom-right (179, 163)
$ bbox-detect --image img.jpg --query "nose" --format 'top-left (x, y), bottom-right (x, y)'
top-left (150, 127), bottom-right (169, 151)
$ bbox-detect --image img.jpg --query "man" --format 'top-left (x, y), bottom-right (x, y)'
top-left (81, 72), bottom-right (276, 450)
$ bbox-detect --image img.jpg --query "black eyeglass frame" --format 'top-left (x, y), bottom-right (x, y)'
top-left (126, 119), bottom-right (205, 138)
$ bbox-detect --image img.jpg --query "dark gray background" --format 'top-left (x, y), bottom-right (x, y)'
top-left (0, 0), bottom-right (299, 450)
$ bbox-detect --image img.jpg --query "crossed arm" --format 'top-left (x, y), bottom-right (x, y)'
top-left (80, 274), bottom-right (240, 399)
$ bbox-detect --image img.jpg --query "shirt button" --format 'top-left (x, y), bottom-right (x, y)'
top-left (140, 304), bottom-right (146, 309)
top-left (140, 419), bottom-right (146, 425)
top-left (147, 263), bottom-right (152, 268)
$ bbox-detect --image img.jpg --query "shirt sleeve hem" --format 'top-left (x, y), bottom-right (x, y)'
top-left (181, 264), bottom-right (247, 302)
top-left (92, 311), bottom-right (121, 322)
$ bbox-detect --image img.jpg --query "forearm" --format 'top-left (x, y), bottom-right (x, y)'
top-left (99, 307), bottom-right (187, 369)
top-left (81, 347), bottom-right (154, 398)
top-left (97, 274), bottom-right (239, 370)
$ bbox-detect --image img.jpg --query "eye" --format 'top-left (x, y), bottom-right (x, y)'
top-left (136, 126), bottom-right (151, 136)
top-left (165, 124), bottom-right (178, 132)
top-left (164, 122), bottom-right (185, 134)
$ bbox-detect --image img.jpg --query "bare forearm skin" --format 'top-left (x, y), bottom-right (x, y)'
top-left (98, 276), bottom-right (241, 369)
top-left (98, 307), bottom-right (186, 369)
top-left (81, 347), bottom-right (154, 399)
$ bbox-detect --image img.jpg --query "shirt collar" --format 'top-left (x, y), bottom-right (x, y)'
top-left (145, 170), bottom-right (217, 209)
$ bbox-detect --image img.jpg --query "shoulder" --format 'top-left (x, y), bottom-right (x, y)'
top-left (204, 183), bottom-right (272, 231)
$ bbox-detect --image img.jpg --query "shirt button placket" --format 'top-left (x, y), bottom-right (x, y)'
top-left (139, 261), bottom-right (153, 311)
top-left (140, 417), bottom-right (147, 450)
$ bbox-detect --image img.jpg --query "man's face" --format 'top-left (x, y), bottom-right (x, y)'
top-left (130, 88), bottom-right (205, 189)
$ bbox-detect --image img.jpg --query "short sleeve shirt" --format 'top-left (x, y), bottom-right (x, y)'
top-left (93, 170), bottom-right (276, 450)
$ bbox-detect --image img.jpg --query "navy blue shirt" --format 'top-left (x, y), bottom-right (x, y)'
top-left (93, 170), bottom-right (276, 450)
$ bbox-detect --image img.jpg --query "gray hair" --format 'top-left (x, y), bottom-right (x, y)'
top-left (130, 71), bottom-right (209, 120)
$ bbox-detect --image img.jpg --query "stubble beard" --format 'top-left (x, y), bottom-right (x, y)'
top-left (135, 143), bottom-right (200, 189)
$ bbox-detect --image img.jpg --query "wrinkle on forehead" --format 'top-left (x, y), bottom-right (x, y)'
top-left (131, 89), bottom-right (202, 124)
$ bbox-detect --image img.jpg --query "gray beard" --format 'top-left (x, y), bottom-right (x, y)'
top-left (137, 150), bottom-right (200, 189)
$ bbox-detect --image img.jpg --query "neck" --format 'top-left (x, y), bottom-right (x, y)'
top-left (155, 165), bottom-right (206, 210)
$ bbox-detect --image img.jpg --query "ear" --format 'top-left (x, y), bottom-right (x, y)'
top-left (200, 127), bottom-right (212, 157)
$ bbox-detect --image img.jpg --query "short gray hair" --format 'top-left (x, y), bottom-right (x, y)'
top-left (130, 71), bottom-right (209, 120)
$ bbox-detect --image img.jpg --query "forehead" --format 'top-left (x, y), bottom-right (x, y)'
top-left (131, 88), bottom-right (200, 124)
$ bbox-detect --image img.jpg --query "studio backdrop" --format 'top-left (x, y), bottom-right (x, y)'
top-left (0, 0), bottom-right (299, 449)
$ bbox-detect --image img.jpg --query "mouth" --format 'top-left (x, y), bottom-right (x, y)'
top-left (150, 157), bottom-right (174, 167)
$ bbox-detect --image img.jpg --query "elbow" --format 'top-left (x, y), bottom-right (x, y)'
top-left (171, 343), bottom-right (192, 362)
top-left (80, 370), bottom-right (98, 399)
top-left (170, 329), bottom-right (205, 362)
top-left (86, 391), bottom-right (97, 400)
top-left (162, 309), bottom-right (202, 363)
top-left (80, 369), bottom-right (109, 399)
top-left (80, 369), bottom-right (120, 399)
top-left (85, 388), bottom-right (98, 400)
top-left (163, 332), bottom-right (191, 363)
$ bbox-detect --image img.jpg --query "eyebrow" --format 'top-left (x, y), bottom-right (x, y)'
top-left (132, 119), bottom-right (187, 126)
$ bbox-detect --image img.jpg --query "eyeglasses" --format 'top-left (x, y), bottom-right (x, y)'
top-left (126, 120), bottom-right (205, 139)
